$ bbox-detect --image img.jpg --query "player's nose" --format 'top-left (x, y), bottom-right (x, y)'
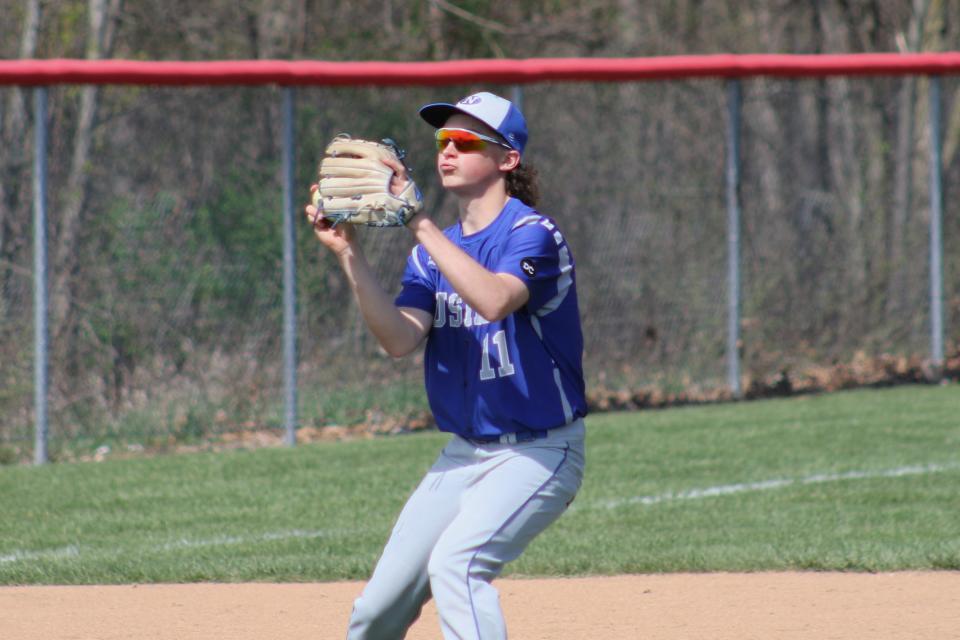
top-left (439, 140), bottom-right (458, 155)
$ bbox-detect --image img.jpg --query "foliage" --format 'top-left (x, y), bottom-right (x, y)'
top-left (1, 1), bottom-right (960, 446)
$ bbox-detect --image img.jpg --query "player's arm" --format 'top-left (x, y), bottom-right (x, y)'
top-left (407, 216), bottom-right (529, 323)
top-left (337, 244), bottom-right (432, 357)
top-left (307, 200), bottom-right (431, 357)
top-left (383, 154), bottom-right (527, 322)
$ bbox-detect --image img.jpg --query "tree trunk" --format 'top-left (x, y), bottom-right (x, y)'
top-left (0, 0), bottom-right (42, 321)
top-left (927, 0), bottom-right (960, 172)
top-left (942, 86), bottom-right (960, 171)
top-left (887, 0), bottom-right (929, 318)
top-left (427, 0), bottom-right (447, 61)
top-left (50, 0), bottom-right (123, 344)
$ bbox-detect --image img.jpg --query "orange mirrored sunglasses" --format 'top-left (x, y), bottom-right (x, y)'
top-left (435, 127), bottom-right (512, 153)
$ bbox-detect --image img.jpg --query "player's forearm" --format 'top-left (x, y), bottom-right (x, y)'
top-left (408, 218), bottom-right (524, 322)
top-left (337, 246), bottom-right (425, 357)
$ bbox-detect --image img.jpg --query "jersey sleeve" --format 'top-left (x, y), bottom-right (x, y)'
top-left (495, 217), bottom-right (573, 314)
top-left (394, 244), bottom-right (437, 313)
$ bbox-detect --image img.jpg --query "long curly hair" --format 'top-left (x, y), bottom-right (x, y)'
top-left (506, 162), bottom-right (540, 207)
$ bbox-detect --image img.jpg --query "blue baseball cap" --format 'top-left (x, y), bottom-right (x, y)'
top-left (419, 91), bottom-right (528, 155)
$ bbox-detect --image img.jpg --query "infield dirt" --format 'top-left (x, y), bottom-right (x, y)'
top-left (2, 572), bottom-right (959, 639)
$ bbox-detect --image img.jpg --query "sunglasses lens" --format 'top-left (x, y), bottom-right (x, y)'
top-left (436, 129), bottom-right (488, 152)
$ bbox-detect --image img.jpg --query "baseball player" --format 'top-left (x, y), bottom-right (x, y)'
top-left (306, 91), bottom-right (587, 639)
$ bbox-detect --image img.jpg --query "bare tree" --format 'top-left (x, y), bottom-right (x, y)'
top-left (427, 0), bottom-right (448, 60)
top-left (50, 0), bottom-right (123, 351)
top-left (0, 0), bottom-right (41, 321)
top-left (887, 0), bottom-right (930, 317)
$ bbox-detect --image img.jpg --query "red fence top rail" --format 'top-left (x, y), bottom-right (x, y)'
top-left (2, 53), bottom-right (960, 86)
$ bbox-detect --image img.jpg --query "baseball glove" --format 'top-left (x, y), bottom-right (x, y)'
top-left (311, 134), bottom-right (423, 227)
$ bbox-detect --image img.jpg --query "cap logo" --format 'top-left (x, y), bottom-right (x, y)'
top-left (459, 95), bottom-right (482, 105)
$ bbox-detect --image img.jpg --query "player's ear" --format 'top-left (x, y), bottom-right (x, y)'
top-left (499, 149), bottom-right (521, 172)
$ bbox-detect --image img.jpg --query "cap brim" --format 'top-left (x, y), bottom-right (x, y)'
top-left (418, 103), bottom-right (461, 128)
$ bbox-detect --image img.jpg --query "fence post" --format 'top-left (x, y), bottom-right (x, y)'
top-left (33, 86), bottom-right (49, 465)
top-left (928, 75), bottom-right (944, 376)
top-left (511, 85), bottom-right (524, 111)
top-left (281, 86), bottom-right (299, 446)
top-left (725, 79), bottom-right (743, 397)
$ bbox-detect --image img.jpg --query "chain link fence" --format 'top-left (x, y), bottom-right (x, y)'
top-left (1, 75), bottom-right (957, 460)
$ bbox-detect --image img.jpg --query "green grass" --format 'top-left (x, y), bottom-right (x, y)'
top-left (1, 384), bottom-right (958, 584)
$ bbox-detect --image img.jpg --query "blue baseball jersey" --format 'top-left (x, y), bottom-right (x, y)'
top-left (395, 197), bottom-right (587, 439)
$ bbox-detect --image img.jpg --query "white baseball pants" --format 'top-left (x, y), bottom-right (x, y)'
top-left (345, 419), bottom-right (585, 640)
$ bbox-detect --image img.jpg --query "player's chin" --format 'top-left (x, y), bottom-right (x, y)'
top-left (439, 173), bottom-right (466, 190)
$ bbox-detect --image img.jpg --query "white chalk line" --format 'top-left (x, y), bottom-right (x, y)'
top-left (0, 528), bottom-right (352, 566)
top-left (158, 528), bottom-right (351, 552)
top-left (4, 462), bottom-right (957, 565)
top-left (0, 545), bottom-right (80, 565)
top-left (577, 461), bottom-right (960, 511)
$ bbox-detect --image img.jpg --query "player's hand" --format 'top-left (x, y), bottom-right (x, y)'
top-left (379, 157), bottom-right (430, 233)
top-left (305, 184), bottom-right (356, 255)
top-left (381, 155), bottom-right (411, 197)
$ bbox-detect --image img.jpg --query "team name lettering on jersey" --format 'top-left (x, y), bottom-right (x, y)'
top-left (433, 291), bottom-right (515, 381)
top-left (433, 292), bottom-right (491, 329)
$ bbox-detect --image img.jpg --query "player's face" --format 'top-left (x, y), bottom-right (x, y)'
top-left (436, 114), bottom-right (519, 195)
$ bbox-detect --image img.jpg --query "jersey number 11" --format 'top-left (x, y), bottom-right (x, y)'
top-left (479, 330), bottom-right (516, 381)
